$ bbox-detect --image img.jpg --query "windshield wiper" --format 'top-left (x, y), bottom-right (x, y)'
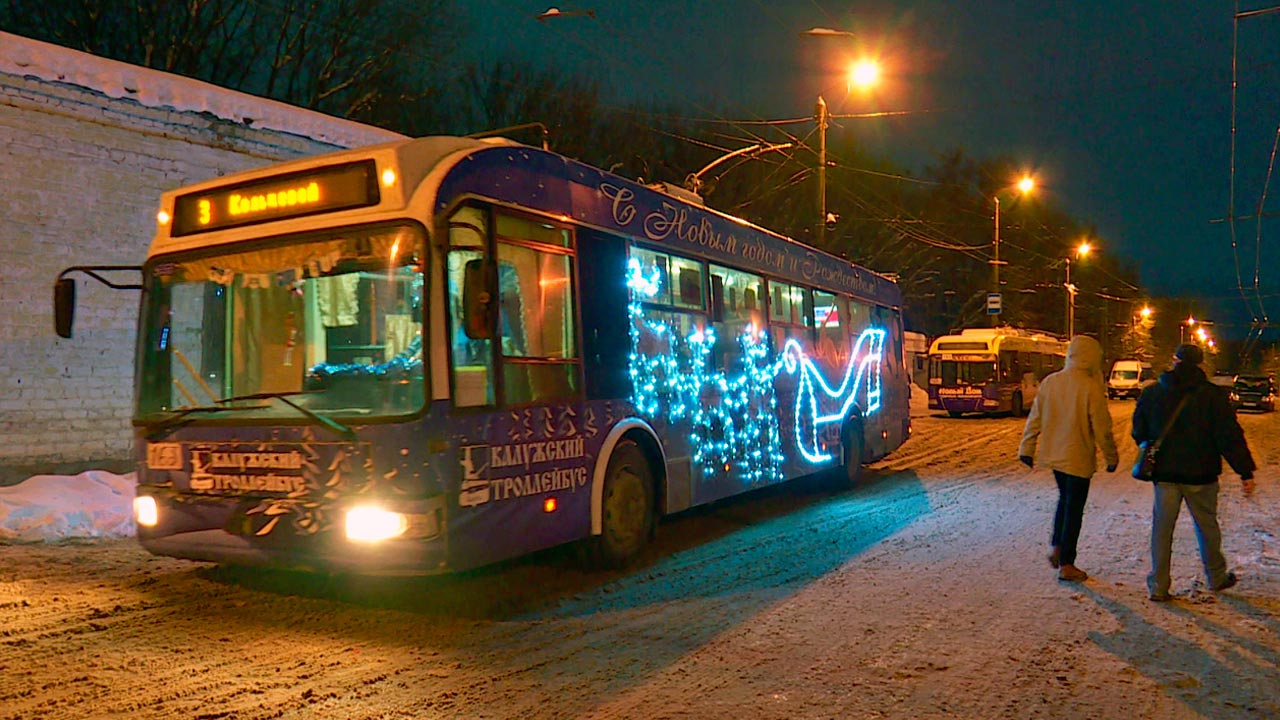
top-left (143, 390), bottom-right (356, 442)
top-left (144, 404), bottom-right (251, 441)
top-left (215, 390), bottom-right (357, 441)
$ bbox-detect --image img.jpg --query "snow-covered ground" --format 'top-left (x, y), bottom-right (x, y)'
top-left (1, 400), bottom-right (1276, 719)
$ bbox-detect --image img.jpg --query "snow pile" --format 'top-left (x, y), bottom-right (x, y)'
top-left (0, 470), bottom-right (135, 542)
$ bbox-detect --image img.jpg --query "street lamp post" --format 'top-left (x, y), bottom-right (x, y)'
top-left (991, 176), bottom-right (1035, 326)
top-left (817, 95), bottom-right (829, 243)
top-left (1064, 241), bottom-right (1092, 337)
top-left (800, 28), bottom-right (880, 244)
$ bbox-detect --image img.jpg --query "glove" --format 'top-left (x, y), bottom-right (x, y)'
top-left (1020, 455), bottom-right (1034, 469)
top-left (1106, 463), bottom-right (1118, 473)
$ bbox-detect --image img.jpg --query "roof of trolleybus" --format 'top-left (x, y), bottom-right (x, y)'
top-left (149, 135), bottom-right (903, 306)
top-left (928, 327), bottom-right (1066, 356)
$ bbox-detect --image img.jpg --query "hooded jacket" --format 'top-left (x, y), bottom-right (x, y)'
top-left (1018, 336), bottom-right (1119, 478)
top-left (1131, 362), bottom-right (1255, 483)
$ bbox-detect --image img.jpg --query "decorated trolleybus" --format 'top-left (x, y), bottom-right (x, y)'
top-left (54, 135), bottom-right (911, 574)
top-left (926, 328), bottom-right (1066, 417)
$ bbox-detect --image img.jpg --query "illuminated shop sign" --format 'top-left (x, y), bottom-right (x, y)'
top-left (171, 160), bottom-right (379, 236)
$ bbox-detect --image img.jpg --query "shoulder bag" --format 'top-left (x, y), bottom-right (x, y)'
top-left (1132, 389), bottom-right (1195, 481)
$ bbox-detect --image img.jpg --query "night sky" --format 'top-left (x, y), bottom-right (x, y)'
top-left (461, 1), bottom-right (1280, 332)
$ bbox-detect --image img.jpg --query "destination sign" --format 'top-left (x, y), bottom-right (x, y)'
top-left (171, 160), bottom-right (379, 236)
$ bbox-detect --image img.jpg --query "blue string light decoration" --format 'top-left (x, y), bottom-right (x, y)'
top-left (626, 258), bottom-right (884, 480)
top-left (306, 334), bottom-right (423, 383)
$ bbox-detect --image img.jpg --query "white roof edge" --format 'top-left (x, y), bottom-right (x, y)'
top-left (0, 31), bottom-right (407, 149)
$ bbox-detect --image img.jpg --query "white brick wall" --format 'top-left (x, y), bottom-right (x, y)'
top-left (0, 43), bottom-right (403, 480)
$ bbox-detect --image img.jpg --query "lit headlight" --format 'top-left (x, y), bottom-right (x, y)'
top-left (134, 496), bottom-right (159, 527)
top-left (345, 506), bottom-right (408, 543)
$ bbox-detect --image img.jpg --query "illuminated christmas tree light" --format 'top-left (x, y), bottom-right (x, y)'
top-left (626, 258), bottom-right (884, 479)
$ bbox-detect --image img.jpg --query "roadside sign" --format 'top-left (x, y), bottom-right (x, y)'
top-left (987, 293), bottom-right (1002, 315)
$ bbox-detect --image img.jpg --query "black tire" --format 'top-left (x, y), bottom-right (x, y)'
top-left (588, 439), bottom-right (653, 569)
top-left (841, 425), bottom-right (865, 486)
top-left (1011, 392), bottom-right (1024, 418)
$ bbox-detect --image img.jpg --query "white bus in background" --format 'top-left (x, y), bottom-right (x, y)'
top-left (927, 328), bottom-right (1067, 417)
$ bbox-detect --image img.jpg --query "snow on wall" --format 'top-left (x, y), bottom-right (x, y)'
top-left (0, 33), bottom-right (409, 480)
top-left (0, 31), bottom-right (406, 148)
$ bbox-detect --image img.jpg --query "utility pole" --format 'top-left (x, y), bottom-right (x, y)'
top-left (991, 195), bottom-right (1001, 327)
top-left (816, 95), bottom-right (828, 245)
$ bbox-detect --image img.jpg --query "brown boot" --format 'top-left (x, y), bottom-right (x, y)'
top-left (1058, 564), bottom-right (1088, 583)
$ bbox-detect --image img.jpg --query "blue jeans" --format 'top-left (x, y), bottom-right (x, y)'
top-left (1052, 471), bottom-right (1091, 565)
top-left (1148, 481), bottom-right (1229, 596)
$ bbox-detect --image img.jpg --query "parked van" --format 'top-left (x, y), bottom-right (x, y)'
top-left (1108, 359), bottom-right (1156, 399)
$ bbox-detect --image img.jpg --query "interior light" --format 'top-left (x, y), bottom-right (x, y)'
top-left (381, 168), bottom-right (397, 187)
top-left (156, 210), bottom-right (171, 226)
top-left (134, 496), bottom-right (158, 527)
top-left (345, 506), bottom-right (408, 542)
top-left (543, 497), bottom-right (558, 513)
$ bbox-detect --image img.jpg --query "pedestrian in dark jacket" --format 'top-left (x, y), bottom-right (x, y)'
top-left (1131, 343), bottom-right (1256, 602)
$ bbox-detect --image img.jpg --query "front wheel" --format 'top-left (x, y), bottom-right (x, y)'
top-left (587, 439), bottom-right (654, 569)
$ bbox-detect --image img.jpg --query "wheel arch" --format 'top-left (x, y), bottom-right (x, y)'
top-left (590, 418), bottom-right (665, 536)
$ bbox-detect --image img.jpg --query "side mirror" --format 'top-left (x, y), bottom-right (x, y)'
top-left (54, 277), bottom-right (76, 338)
top-left (462, 258), bottom-right (495, 340)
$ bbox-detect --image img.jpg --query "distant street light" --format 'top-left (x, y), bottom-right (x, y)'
top-left (1180, 316), bottom-right (1198, 344)
top-left (991, 175), bottom-right (1036, 326)
top-left (1064, 240), bottom-right (1093, 337)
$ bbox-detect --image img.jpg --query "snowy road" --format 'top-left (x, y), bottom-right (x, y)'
top-left (2, 401), bottom-right (1277, 719)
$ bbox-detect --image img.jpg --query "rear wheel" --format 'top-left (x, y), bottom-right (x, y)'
top-left (1011, 392), bottom-right (1024, 417)
top-left (840, 425), bottom-right (865, 487)
top-left (588, 440), bottom-right (653, 569)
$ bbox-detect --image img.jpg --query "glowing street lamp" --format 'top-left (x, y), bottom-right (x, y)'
top-left (1180, 316), bottom-right (1198, 344)
top-left (801, 27), bottom-right (881, 244)
top-left (1064, 240), bottom-right (1093, 337)
top-left (848, 60), bottom-right (880, 90)
top-left (991, 175), bottom-right (1036, 325)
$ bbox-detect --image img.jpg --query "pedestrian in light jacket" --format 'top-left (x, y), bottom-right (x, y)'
top-left (1018, 335), bottom-right (1120, 583)
top-left (1131, 343), bottom-right (1256, 602)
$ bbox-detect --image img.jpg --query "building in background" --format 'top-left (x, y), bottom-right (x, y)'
top-left (0, 32), bottom-right (403, 483)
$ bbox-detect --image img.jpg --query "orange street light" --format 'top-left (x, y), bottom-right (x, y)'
top-left (803, 28), bottom-right (881, 245)
top-left (1064, 240), bottom-right (1095, 337)
top-left (848, 59), bottom-right (881, 90)
top-left (991, 175), bottom-right (1037, 325)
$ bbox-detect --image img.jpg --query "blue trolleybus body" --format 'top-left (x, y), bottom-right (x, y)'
top-left (109, 136), bottom-right (910, 574)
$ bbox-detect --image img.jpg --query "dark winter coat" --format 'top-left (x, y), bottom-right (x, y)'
top-left (1131, 363), bottom-right (1255, 484)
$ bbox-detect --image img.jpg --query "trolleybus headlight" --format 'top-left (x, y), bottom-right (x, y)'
top-left (345, 506), bottom-right (408, 543)
top-left (134, 496), bottom-right (159, 527)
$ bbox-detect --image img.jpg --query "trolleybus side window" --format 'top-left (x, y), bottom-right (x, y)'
top-left (813, 290), bottom-right (849, 368)
top-left (766, 281), bottom-right (813, 357)
top-left (709, 264), bottom-right (764, 371)
top-left (494, 212), bottom-right (581, 405)
top-left (629, 246), bottom-right (709, 388)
